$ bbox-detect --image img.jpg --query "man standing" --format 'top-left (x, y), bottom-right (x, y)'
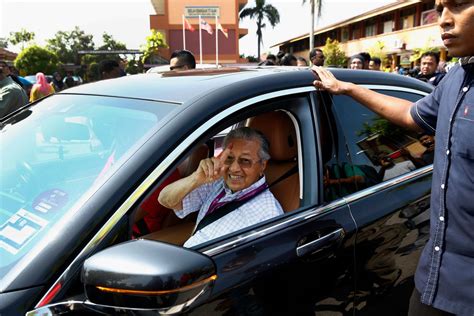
top-left (369, 57), bottom-right (382, 71)
top-left (309, 48), bottom-right (325, 66)
top-left (0, 63), bottom-right (28, 118)
top-left (312, 1), bottom-right (473, 315)
top-left (417, 51), bottom-right (445, 86)
top-left (99, 60), bottom-right (121, 80)
top-left (159, 127), bottom-right (283, 248)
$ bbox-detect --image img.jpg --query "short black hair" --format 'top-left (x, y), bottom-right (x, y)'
top-left (276, 51), bottom-right (286, 60)
top-left (420, 51), bottom-right (440, 64)
top-left (359, 52), bottom-right (371, 63)
top-left (280, 53), bottom-right (297, 66)
top-left (99, 60), bottom-right (120, 74)
top-left (266, 54), bottom-right (276, 62)
top-left (170, 50), bottom-right (196, 69)
top-left (371, 57), bottom-right (381, 66)
top-left (309, 48), bottom-right (323, 60)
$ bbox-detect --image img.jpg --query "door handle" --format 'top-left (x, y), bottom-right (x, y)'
top-left (296, 228), bottom-right (344, 257)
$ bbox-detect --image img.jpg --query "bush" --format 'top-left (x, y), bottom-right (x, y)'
top-left (14, 45), bottom-right (59, 76)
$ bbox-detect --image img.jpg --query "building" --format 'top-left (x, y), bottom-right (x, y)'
top-left (149, 0), bottom-right (248, 64)
top-left (272, 0), bottom-right (445, 69)
top-left (0, 48), bottom-right (17, 62)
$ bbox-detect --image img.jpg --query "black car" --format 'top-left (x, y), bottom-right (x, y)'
top-left (0, 67), bottom-right (434, 315)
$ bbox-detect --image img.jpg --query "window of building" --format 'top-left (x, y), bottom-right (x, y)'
top-left (341, 27), bottom-right (349, 43)
top-left (382, 14), bottom-right (394, 33)
top-left (351, 23), bottom-right (361, 40)
top-left (401, 7), bottom-right (416, 29)
top-left (365, 19), bottom-right (377, 37)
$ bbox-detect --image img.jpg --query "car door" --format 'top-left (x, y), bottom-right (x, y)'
top-left (27, 87), bottom-right (358, 316)
top-left (329, 86), bottom-right (433, 315)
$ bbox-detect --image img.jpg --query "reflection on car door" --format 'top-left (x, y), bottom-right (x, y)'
top-left (330, 88), bottom-right (432, 314)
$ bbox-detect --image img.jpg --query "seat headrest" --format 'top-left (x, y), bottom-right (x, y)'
top-left (247, 111), bottom-right (297, 161)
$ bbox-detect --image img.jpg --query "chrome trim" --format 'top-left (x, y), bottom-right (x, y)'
top-left (296, 228), bottom-right (344, 257)
top-left (37, 86), bottom-right (316, 307)
top-left (343, 164), bottom-right (433, 205)
top-left (360, 84), bottom-right (430, 96)
top-left (281, 109), bottom-right (304, 198)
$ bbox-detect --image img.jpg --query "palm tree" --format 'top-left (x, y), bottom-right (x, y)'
top-left (240, 0), bottom-right (280, 61)
top-left (302, 0), bottom-right (322, 60)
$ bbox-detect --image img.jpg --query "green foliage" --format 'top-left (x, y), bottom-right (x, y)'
top-left (358, 117), bottom-right (406, 139)
top-left (0, 37), bottom-right (8, 48)
top-left (240, 0), bottom-right (280, 61)
top-left (85, 62), bottom-right (100, 82)
top-left (410, 46), bottom-right (440, 63)
top-left (14, 45), bottom-right (58, 76)
top-left (141, 30), bottom-right (168, 64)
top-left (82, 32), bottom-right (128, 64)
top-left (46, 26), bottom-right (95, 65)
top-left (126, 59), bottom-right (143, 75)
top-left (368, 40), bottom-right (389, 65)
top-left (322, 38), bottom-right (346, 67)
top-left (9, 29), bottom-right (35, 50)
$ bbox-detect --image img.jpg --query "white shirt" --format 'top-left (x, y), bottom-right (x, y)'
top-left (175, 176), bottom-right (283, 248)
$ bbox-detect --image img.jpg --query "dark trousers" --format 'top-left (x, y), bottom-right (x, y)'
top-left (408, 289), bottom-right (454, 316)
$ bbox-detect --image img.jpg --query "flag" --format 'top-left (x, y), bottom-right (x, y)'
top-left (216, 21), bottom-right (228, 38)
top-left (184, 17), bottom-right (195, 32)
top-left (200, 19), bottom-right (213, 35)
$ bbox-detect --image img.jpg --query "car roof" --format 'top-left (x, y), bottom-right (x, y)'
top-left (60, 66), bottom-right (432, 105)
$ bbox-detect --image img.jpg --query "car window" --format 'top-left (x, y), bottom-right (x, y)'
top-left (132, 95), bottom-right (316, 249)
top-left (329, 90), bottom-right (432, 197)
top-left (0, 95), bottom-right (178, 278)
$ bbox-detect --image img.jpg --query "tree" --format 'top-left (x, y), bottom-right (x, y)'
top-left (141, 30), bottom-right (168, 64)
top-left (46, 26), bottom-right (95, 65)
top-left (82, 32), bottom-right (128, 65)
top-left (9, 29), bottom-right (35, 50)
top-left (322, 38), bottom-right (346, 67)
top-left (240, 0), bottom-right (280, 62)
top-left (302, 0), bottom-right (322, 61)
top-left (0, 38), bottom-right (8, 48)
top-left (14, 45), bottom-right (58, 76)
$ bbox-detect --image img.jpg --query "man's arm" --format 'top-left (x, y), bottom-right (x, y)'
top-left (312, 66), bottom-right (423, 132)
top-left (158, 145), bottom-right (232, 210)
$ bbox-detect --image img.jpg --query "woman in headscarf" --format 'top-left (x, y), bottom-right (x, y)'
top-left (29, 72), bottom-right (55, 102)
top-left (51, 72), bottom-right (64, 92)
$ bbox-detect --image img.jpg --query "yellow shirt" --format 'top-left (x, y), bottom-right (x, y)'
top-left (29, 84), bottom-right (55, 102)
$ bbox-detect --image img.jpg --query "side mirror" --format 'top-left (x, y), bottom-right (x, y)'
top-left (82, 239), bottom-right (216, 313)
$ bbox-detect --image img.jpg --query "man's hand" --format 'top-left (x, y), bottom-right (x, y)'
top-left (312, 66), bottom-right (349, 95)
top-left (193, 144), bottom-right (233, 185)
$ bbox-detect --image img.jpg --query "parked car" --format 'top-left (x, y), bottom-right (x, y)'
top-left (62, 75), bottom-right (83, 87)
top-left (0, 67), bottom-right (434, 315)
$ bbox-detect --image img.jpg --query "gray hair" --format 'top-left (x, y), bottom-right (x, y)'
top-left (223, 127), bottom-right (271, 161)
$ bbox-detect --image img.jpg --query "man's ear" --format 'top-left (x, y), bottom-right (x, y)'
top-left (261, 159), bottom-right (268, 171)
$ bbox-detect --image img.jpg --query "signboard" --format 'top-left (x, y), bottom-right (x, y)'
top-left (400, 53), bottom-right (411, 66)
top-left (185, 6), bottom-right (220, 18)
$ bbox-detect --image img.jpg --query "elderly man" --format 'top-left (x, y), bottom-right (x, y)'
top-left (159, 127), bottom-right (283, 248)
top-left (312, 1), bottom-right (473, 315)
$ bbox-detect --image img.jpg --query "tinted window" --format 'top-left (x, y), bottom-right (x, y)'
top-left (329, 90), bottom-right (431, 194)
top-left (0, 94), bottom-right (178, 278)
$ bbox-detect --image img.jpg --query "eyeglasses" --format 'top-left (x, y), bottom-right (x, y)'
top-left (223, 156), bottom-right (262, 169)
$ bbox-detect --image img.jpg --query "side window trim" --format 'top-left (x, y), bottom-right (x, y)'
top-left (35, 86), bottom-right (317, 308)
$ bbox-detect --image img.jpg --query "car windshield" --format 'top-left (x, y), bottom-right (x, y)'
top-left (0, 94), bottom-right (178, 278)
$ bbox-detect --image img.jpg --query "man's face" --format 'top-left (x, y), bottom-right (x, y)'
top-left (312, 51), bottom-right (325, 66)
top-left (420, 56), bottom-right (438, 75)
top-left (350, 58), bottom-right (364, 69)
top-left (0, 63), bottom-right (10, 76)
top-left (436, 0), bottom-right (474, 57)
top-left (223, 138), bottom-right (267, 192)
top-left (170, 57), bottom-right (190, 71)
top-left (103, 67), bottom-right (121, 79)
top-left (369, 61), bottom-right (380, 70)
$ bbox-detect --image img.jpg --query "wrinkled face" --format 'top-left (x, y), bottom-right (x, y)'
top-left (436, 0), bottom-right (474, 57)
top-left (420, 56), bottom-right (438, 75)
top-left (223, 138), bottom-right (267, 192)
top-left (350, 58), bottom-right (364, 69)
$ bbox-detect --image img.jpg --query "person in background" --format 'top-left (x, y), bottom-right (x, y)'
top-left (29, 72), bottom-right (55, 102)
top-left (266, 54), bottom-right (277, 64)
top-left (64, 72), bottom-right (76, 89)
top-left (51, 72), bottom-right (64, 92)
top-left (276, 51), bottom-right (285, 65)
top-left (169, 50), bottom-right (196, 71)
top-left (0, 61), bottom-right (24, 88)
top-left (280, 53), bottom-right (297, 66)
top-left (312, 1), bottom-right (474, 314)
top-left (359, 52), bottom-right (371, 69)
top-left (296, 56), bottom-right (308, 67)
top-left (416, 51), bottom-right (445, 86)
top-left (99, 60), bottom-right (121, 80)
top-left (349, 54), bottom-right (365, 69)
top-left (0, 63), bottom-right (28, 118)
top-left (309, 48), bottom-right (325, 67)
top-left (369, 57), bottom-right (382, 71)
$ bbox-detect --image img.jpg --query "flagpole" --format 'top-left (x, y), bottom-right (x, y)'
top-left (199, 15), bottom-right (203, 65)
top-left (215, 16), bottom-right (218, 67)
top-left (182, 15), bottom-right (186, 50)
